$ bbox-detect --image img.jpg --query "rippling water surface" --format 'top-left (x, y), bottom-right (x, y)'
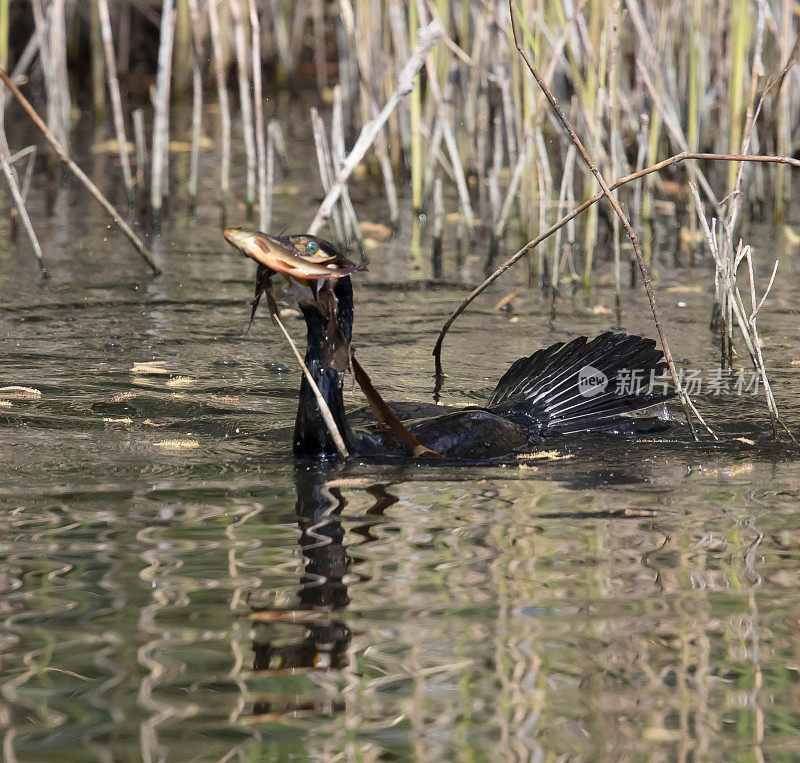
top-left (2, 109), bottom-right (800, 760)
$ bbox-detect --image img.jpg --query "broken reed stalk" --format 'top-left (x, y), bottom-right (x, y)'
top-left (739, 248), bottom-right (796, 443)
top-left (494, 129), bottom-right (532, 241)
top-left (0, 132), bottom-right (47, 277)
top-left (208, 0), bottom-right (231, 219)
top-left (150, 0), bottom-right (175, 228)
top-left (692, 184), bottom-right (794, 443)
top-left (268, 120), bottom-right (289, 175)
top-left (421, 35), bottom-right (476, 239)
top-left (230, 0), bottom-right (256, 214)
top-left (0, 66), bottom-right (159, 274)
top-left (32, 0), bottom-right (70, 148)
top-left (375, 127), bottom-right (400, 232)
top-left (408, 0), bottom-right (423, 214)
top-left (432, 92), bottom-right (476, 240)
top-left (248, 0), bottom-right (268, 231)
top-left (341, 0), bottom-right (400, 232)
top-left (187, 0), bottom-right (203, 210)
top-left (307, 19), bottom-right (442, 236)
top-left (422, 117), bottom-right (444, 204)
top-left (309, 107), bottom-right (347, 247)
top-left (0, 32), bottom-right (38, 110)
top-left (5, 144), bottom-right (35, 243)
top-left (132, 108), bottom-right (146, 192)
top-left (607, 0), bottom-right (622, 322)
top-left (263, 121), bottom-right (276, 232)
top-left (551, 142), bottom-right (577, 309)
top-left (311, 0), bottom-right (326, 91)
top-left (626, 0), bottom-right (718, 206)
top-left (725, 0), bottom-right (765, 240)
top-left (690, 185), bottom-right (747, 366)
top-left (775, 2), bottom-right (794, 220)
top-left (98, 0), bottom-right (134, 206)
top-left (331, 85), bottom-right (366, 258)
top-left (0, 0), bottom-right (7, 73)
top-left (432, 174), bottom-right (443, 278)
top-left (534, 128), bottom-right (553, 283)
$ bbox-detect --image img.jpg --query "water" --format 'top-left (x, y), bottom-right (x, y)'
top-left (2, 108), bottom-right (800, 760)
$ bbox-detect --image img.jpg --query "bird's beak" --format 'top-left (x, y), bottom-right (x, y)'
top-left (223, 228), bottom-right (359, 280)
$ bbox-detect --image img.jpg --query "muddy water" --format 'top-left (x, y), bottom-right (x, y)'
top-left (2, 108), bottom-right (800, 760)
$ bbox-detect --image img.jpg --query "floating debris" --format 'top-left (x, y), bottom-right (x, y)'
top-left (666, 285), bottom-right (704, 293)
top-left (209, 395), bottom-right (239, 406)
top-left (0, 385), bottom-right (41, 399)
top-left (165, 376), bottom-right (196, 389)
top-left (157, 439), bottom-right (200, 450)
top-left (129, 361), bottom-right (170, 375)
top-left (516, 450), bottom-right (575, 462)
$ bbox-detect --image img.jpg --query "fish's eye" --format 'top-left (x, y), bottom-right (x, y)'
top-left (306, 241), bottom-right (319, 255)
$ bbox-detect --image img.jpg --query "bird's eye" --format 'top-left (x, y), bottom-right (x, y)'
top-left (306, 241), bottom-right (319, 255)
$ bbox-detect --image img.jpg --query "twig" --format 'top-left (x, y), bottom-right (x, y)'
top-left (0, 66), bottom-right (159, 274)
top-left (307, 19), bottom-right (442, 236)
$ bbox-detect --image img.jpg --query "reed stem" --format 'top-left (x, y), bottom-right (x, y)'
top-left (150, 0), bottom-right (175, 228)
top-left (98, 0), bottom-right (135, 206)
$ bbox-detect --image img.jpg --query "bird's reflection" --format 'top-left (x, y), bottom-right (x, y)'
top-left (249, 465), bottom-right (396, 720)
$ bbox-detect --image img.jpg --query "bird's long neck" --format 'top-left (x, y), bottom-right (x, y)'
top-left (293, 280), bottom-right (356, 458)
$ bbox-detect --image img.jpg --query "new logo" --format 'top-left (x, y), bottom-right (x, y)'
top-left (577, 365), bottom-right (608, 397)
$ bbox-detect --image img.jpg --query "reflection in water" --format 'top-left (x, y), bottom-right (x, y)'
top-left (249, 467), bottom-right (395, 721)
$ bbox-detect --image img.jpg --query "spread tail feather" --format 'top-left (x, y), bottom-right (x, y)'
top-left (488, 332), bottom-right (673, 435)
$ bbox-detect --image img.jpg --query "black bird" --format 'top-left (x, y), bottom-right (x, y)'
top-left (225, 230), bottom-right (673, 460)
